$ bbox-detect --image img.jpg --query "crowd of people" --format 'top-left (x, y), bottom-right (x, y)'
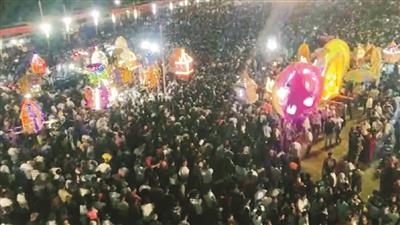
top-left (1, 1), bottom-right (400, 225)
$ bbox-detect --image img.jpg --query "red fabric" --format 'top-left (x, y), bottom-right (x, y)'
top-left (87, 209), bottom-right (98, 220)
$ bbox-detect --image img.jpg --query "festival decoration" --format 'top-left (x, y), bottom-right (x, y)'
top-left (142, 65), bottom-right (161, 90)
top-left (20, 98), bottom-right (45, 134)
top-left (234, 73), bottom-right (258, 104)
top-left (244, 74), bottom-right (258, 104)
top-left (17, 74), bottom-right (42, 95)
top-left (369, 46), bottom-right (382, 80)
top-left (320, 39), bottom-right (350, 100)
top-left (116, 49), bottom-right (140, 71)
top-left (272, 62), bottom-right (323, 119)
top-left (344, 69), bottom-right (376, 83)
top-left (347, 44), bottom-right (382, 83)
top-left (86, 63), bottom-right (109, 86)
top-left (91, 48), bottom-right (108, 66)
top-left (84, 86), bottom-right (94, 109)
top-left (114, 36), bottom-right (129, 49)
top-left (297, 42), bottom-right (311, 63)
top-left (383, 41), bottom-right (400, 64)
top-left (169, 48), bottom-right (194, 79)
top-left (31, 54), bottom-right (47, 76)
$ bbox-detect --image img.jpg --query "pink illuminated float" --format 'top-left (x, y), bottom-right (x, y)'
top-left (272, 62), bottom-right (323, 120)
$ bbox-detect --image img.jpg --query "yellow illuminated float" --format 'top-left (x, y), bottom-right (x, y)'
top-left (320, 39), bottom-right (350, 100)
top-left (169, 48), bottom-right (194, 79)
top-left (346, 44), bottom-right (382, 83)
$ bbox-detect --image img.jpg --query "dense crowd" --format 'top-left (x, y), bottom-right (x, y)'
top-left (1, 1), bottom-right (400, 225)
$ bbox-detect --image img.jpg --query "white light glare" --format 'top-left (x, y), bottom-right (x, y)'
top-left (114, 0), bottom-right (121, 6)
top-left (63, 17), bottom-right (72, 32)
top-left (111, 14), bottom-right (116, 24)
top-left (169, 2), bottom-right (174, 11)
top-left (266, 37), bottom-right (278, 51)
top-left (152, 3), bottom-right (157, 15)
top-left (91, 10), bottom-right (100, 26)
top-left (141, 41), bottom-right (150, 50)
top-left (133, 8), bottom-right (138, 19)
top-left (149, 43), bottom-right (159, 53)
top-left (40, 23), bottom-right (51, 38)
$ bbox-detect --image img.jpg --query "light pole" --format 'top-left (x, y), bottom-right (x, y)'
top-left (160, 24), bottom-right (166, 95)
top-left (91, 9), bottom-right (100, 35)
top-left (133, 8), bottom-right (138, 20)
top-left (111, 14), bottom-right (116, 31)
top-left (63, 17), bottom-right (71, 43)
top-left (40, 23), bottom-right (51, 48)
top-left (152, 3), bottom-right (157, 16)
top-left (38, 0), bottom-right (44, 18)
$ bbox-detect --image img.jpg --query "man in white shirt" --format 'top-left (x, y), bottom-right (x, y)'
top-left (365, 96), bottom-right (373, 118)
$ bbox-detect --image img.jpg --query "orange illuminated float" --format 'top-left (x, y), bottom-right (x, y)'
top-left (20, 97), bottom-right (45, 134)
top-left (142, 65), bottom-right (161, 90)
top-left (31, 54), bottom-right (47, 76)
top-left (319, 39), bottom-right (350, 100)
top-left (297, 42), bottom-right (311, 63)
top-left (169, 48), bottom-right (194, 79)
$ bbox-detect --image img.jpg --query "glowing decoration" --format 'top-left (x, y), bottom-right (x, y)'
top-left (244, 74), bottom-right (258, 104)
top-left (347, 44), bottom-right (382, 83)
top-left (116, 49), bottom-right (140, 71)
top-left (84, 86), bottom-right (94, 109)
top-left (272, 62), bottom-right (323, 119)
top-left (169, 48), bottom-right (194, 79)
top-left (114, 36), bottom-right (128, 49)
top-left (142, 65), bottom-right (161, 90)
top-left (297, 42), bottom-right (311, 63)
top-left (234, 73), bottom-right (258, 104)
top-left (369, 45), bottom-right (382, 81)
top-left (265, 76), bottom-right (275, 93)
top-left (17, 74), bottom-right (42, 95)
top-left (91, 48), bottom-right (108, 66)
top-left (345, 69), bottom-right (376, 83)
top-left (320, 39), bottom-right (350, 100)
top-left (20, 98), bottom-right (45, 134)
top-left (113, 36), bottom-right (140, 84)
top-left (86, 63), bottom-right (109, 86)
top-left (31, 54), bottom-right (47, 76)
top-left (383, 41), bottom-right (400, 64)
top-left (85, 85), bottom-right (110, 110)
